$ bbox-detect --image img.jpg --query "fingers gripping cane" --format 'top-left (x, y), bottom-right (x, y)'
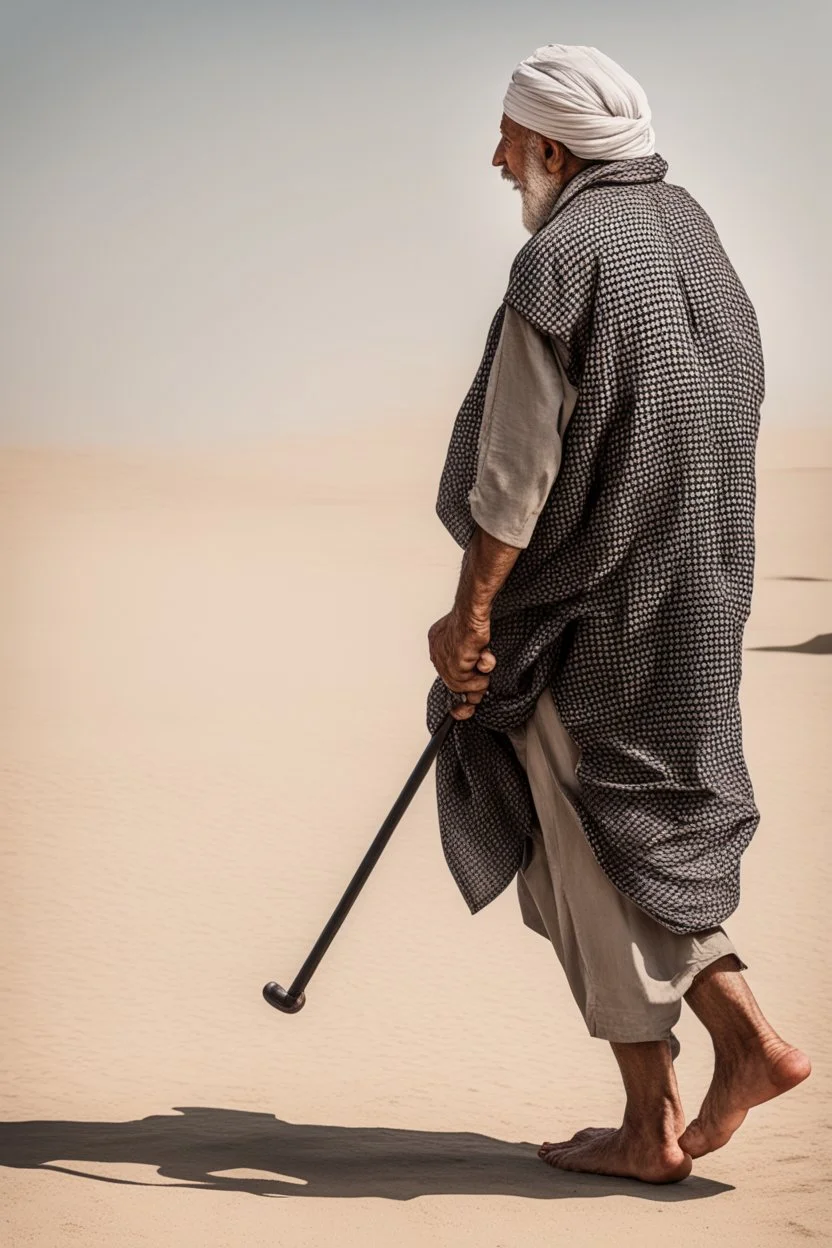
top-left (262, 699), bottom-right (465, 1014)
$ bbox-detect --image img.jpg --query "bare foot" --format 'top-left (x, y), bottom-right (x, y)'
top-left (539, 1124), bottom-right (692, 1184)
top-left (679, 1038), bottom-right (812, 1158)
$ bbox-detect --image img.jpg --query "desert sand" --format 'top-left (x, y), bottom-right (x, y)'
top-left (0, 421), bottom-right (829, 1246)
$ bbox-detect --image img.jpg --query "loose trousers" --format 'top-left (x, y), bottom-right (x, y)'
top-left (506, 686), bottom-right (746, 1058)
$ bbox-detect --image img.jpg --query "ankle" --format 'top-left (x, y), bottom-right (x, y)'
top-left (623, 1095), bottom-right (685, 1142)
top-left (713, 1026), bottom-right (785, 1068)
top-left (685, 963), bottom-right (786, 1057)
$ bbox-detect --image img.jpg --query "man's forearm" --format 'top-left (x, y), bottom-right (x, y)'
top-left (453, 524), bottom-right (523, 622)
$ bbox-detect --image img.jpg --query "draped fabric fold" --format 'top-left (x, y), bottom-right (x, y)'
top-left (427, 154), bottom-right (764, 935)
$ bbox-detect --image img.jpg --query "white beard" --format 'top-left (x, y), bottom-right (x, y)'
top-left (502, 145), bottom-right (564, 234)
top-left (520, 159), bottom-right (563, 233)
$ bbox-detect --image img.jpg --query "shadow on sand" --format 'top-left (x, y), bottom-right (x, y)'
top-left (747, 632), bottom-right (832, 655)
top-left (0, 1106), bottom-right (732, 1202)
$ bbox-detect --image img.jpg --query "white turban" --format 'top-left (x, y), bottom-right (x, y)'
top-left (503, 44), bottom-right (655, 161)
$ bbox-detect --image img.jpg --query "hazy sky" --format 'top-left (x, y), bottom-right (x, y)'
top-left (2, 1), bottom-right (828, 447)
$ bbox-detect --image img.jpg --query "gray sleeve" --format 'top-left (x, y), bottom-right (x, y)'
top-left (467, 303), bottom-right (578, 549)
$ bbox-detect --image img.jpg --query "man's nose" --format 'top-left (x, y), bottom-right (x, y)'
top-left (492, 145), bottom-right (504, 168)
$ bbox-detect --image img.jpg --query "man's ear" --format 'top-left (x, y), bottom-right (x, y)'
top-left (541, 137), bottom-right (566, 173)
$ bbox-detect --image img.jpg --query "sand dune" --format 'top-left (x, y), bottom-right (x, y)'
top-left (1, 421), bottom-right (830, 1246)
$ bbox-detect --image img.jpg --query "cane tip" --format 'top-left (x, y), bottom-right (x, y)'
top-left (263, 982), bottom-right (306, 1014)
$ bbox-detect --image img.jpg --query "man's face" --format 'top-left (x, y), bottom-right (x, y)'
top-left (492, 113), bottom-right (565, 234)
top-left (492, 114), bottom-right (528, 189)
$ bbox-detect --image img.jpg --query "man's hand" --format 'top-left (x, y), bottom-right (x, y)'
top-left (428, 524), bottom-right (520, 721)
top-left (428, 610), bottom-right (497, 721)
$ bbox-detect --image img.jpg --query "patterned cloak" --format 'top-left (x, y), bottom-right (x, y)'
top-left (425, 152), bottom-right (765, 935)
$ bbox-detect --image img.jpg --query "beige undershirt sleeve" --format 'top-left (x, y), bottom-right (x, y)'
top-left (467, 303), bottom-right (579, 549)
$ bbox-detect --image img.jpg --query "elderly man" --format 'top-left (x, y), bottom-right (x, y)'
top-left (426, 43), bottom-right (810, 1184)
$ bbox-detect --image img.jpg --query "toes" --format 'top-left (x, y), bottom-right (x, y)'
top-left (540, 1143), bottom-right (587, 1172)
top-left (678, 1119), bottom-right (708, 1159)
top-left (538, 1142), bottom-right (577, 1159)
top-left (539, 1128), bottom-right (613, 1163)
top-left (540, 1145), bottom-right (574, 1169)
top-left (539, 1145), bottom-right (570, 1160)
top-left (540, 1126), bottom-right (606, 1150)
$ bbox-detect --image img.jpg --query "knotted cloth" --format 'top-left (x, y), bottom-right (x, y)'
top-left (503, 43), bottom-right (655, 160)
top-left (426, 153), bottom-right (765, 935)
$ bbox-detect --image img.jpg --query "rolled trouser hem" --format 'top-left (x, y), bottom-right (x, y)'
top-left (669, 950), bottom-right (748, 999)
top-left (587, 1002), bottom-right (683, 1046)
top-left (584, 948), bottom-right (748, 1047)
top-left (593, 1029), bottom-right (683, 1061)
top-left (586, 1027), bottom-right (682, 1061)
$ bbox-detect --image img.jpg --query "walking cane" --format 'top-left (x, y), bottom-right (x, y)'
top-left (263, 709), bottom-right (456, 1014)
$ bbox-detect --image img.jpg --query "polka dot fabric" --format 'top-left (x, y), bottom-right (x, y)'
top-left (426, 153), bottom-right (765, 935)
